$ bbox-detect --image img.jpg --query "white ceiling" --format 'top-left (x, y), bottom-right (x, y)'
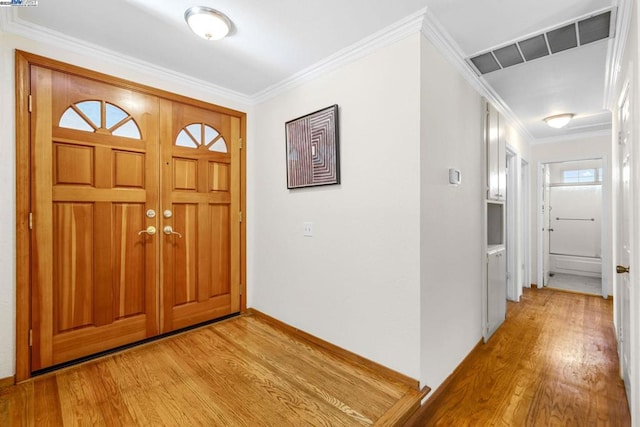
top-left (3, 0), bottom-right (621, 142)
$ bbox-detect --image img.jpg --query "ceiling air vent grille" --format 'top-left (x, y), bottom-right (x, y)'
top-left (468, 9), bottom-right (614, 75)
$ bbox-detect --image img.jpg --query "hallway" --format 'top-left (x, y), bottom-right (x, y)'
top-left (409, 287), bottom-right (630, 425)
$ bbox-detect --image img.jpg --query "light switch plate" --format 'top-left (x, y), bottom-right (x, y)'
top-left (303, 222), bottom-right (313, 237)
top-left (449, 168), bottom-right (461, 185)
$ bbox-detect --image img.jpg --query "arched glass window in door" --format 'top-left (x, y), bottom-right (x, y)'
top-left (175, 123), bottom-right (228, 153)
top-left (59, 100), bottom-right (142, 139)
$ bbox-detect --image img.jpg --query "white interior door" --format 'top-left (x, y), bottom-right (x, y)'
top-left (618, 86), bottom-right (632, 405)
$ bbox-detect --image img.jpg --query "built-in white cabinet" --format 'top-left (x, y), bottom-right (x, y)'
top-left (483, 99), bottom-right (507, 342)
top-left (486, 102), bottom-right (506, 201)
top-left (486, 247), bottom-right (506, 338)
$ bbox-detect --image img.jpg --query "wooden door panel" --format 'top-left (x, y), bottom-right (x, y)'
top-left (113, 151), bottom-right (145, 188)
top-left (173, 158), bottom-right (198, 191)
top-left (52, 202), bottom-right (95, 333)
top-left (112, 203), bottom-right (147, 319)
top-left (210, 204), bottom-right (231, 297)
top-left (51, 317), bottom-right (148, 366)
top-left (169, 295), bottom-right (233, 331)
top-left (161, 100), bottom-right (240, 332)
top-left (31, 66), bottom-right (159, 370)
top-left (210, 162), bottom-right (230, 191)
top-left (53, 144), bottom-right (94, 185)
top-left (171, 203), bottom-right (199, 306)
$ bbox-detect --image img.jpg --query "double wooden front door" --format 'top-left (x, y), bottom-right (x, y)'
top-left (30, 66), bottom-right (242, 371)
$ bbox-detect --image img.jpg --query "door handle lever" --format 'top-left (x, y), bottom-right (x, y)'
top-left (163, 225), bottom-right (183, 238)
top-left (137, 226), bottom-right (157, 236)
top-left (616, 265), bottom-right (630, 274)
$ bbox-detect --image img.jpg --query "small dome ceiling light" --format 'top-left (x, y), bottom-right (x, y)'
top-left (544, 113), bottom-right (574, 129)
top-left (184, 6), bottom-right (231, 41)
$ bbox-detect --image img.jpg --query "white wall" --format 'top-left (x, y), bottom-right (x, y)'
top-left (250, 34), bottom-right (422, 378)
top-left (0, 31), bottom-right (252, 379)
top-left (419, 34), bottom-right (483, 391)
top-left (530, 133), bottom-right (613, 295)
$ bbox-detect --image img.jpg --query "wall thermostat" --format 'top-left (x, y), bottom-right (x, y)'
top-left (449, 168), bottom-right (461, 185)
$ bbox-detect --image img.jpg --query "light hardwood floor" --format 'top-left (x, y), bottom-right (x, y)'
top-left (408, 287), bottom-right (631, 426)
top-left (1, 313), bottom-right (424, 426)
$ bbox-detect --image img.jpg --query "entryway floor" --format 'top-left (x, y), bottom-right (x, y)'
top-left (1, 313), bottom-right (424, 425)
top-left (547, 272), bottom-right (602, 295)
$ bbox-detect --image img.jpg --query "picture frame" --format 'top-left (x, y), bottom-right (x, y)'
top-left (285, 104), bottom-right (340, 189)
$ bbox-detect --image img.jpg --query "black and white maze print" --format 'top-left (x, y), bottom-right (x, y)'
top-left (287, 107), bottom-right (339, 188)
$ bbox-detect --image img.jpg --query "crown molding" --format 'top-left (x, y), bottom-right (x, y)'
top-left (251, 8), bottom-right (428, 104)
top-left (0, 9), bottom-right (253, 106)
top-left (603, 0), bottom-right (632, 110)
top-left (532, 128), bottom-right (612, 145)
top-left (420, 8), bottom-right (535, 145)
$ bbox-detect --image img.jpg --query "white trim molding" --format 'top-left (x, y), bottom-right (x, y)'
top-left (533, 128), bottom-right (613, 145)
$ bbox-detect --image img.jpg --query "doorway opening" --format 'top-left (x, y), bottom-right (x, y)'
top-left (537, 159), bottom-right (607, 297)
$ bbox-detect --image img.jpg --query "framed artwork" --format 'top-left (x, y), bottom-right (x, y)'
top-left (285, 104), bottom-right (340, 189)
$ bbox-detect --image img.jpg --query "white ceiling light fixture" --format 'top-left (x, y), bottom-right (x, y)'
top-left (184, 6), bottom-right (231, 41)
top-left (544, 113), bottom-right (574, 129)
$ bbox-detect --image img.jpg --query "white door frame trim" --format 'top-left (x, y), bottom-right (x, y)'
top-left (505, 145), bottom-right (519, 301)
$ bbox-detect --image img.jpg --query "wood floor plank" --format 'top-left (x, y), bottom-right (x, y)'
top-left (33, 376), bottom-right (63, 426)
top-left (407, 287), bottom-right (631, 426)
top-left (238, 315), bottom-right (408, 398)
top-left (0, 314), bottom-right (422, 425)
top-left (211, 323), bottom-right (375, 424)
top-left (0, 381), bottom-right (34, 427)
top-left (214, 317), bottom-right (399, 420)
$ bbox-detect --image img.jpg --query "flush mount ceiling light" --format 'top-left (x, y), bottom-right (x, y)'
top-left (544, 113), bottom-right (574, 129)
top-left (184, 6), bottom-right (231, 40)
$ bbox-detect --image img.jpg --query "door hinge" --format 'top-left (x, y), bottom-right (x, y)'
top-left (28, 95), bottom-right (32, 113)
top-left (239, 285), bottom-right (242, 296)
top-left (28, 212), bottom-right (33, 230)
top-left (29, 329), bottom-right (33, 347)
top-left (239, 138), bottom-right (243, 150)
top-left (239, 211), bottom-right (243, 223)
top-left (618, 131), bottom-right (623, 145)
